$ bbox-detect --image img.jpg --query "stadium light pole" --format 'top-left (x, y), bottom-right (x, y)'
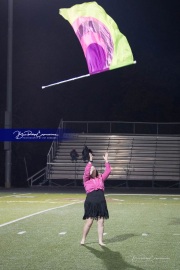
top-left (4, 0), bottom-right (13, 188)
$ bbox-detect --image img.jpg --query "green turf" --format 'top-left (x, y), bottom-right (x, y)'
top-left (0, 191), bottom-right (180, 270)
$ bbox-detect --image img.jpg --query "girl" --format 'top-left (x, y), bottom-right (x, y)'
top-left (81, 152), bottom-right (111, 246)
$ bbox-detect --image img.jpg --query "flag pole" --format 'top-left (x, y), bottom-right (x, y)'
top-left (42, 61), bottom-right (136, 89)
top-left (42, 73), bottom-right (90, 89)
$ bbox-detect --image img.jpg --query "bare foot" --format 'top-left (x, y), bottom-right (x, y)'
top-left (80, 240), bottom-right (85, 245)
top-left (99, 242), bottom-right (106, 246)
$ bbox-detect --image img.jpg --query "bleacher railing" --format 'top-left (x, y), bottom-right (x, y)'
top-left (62, 121), bottom-right (180, 135)
top-left (46, 119), bottom-right (64, 181)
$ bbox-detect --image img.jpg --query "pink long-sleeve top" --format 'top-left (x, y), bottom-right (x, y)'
top-left (83, 162), bottom-right (111, 194)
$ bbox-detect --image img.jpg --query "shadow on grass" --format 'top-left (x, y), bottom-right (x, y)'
top-left (105, 233), bottom-right (137, 244)
top-left (169, 217), bottom-right (180, 225)
top-left (83, 245), bottom-right (144, 270)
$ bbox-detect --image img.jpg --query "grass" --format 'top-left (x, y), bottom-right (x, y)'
top-left (0, 190), bottom-right (180, 270)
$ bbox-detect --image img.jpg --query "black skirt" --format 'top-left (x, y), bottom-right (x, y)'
top-left (83, 189), bottom-right (109, 220)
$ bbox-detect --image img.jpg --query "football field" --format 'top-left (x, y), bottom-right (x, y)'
top-left (0, 190), bottom-right (180, 270)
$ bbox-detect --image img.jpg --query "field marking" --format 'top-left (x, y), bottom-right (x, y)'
top-left (17, 231), bottom-right (26, 235)
top-left (0, 193), bottom-right (33, 199)
top-left (12, 193), bottom-right (32, 195)
top-left (11, 195), bottom-right (35, 198)
top-left (112, 198), bottom-right (124, 201)
top-left (1, 201), bottom-right (64, 203)
top-left (106, 194), bottom-right (180, 197)
top-left (59, 232), bottom-right (67, 235)
top-left (0, 201), bottom-right (83, 228)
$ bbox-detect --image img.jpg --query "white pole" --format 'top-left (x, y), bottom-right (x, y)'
top-left (42, 61), bottom-right (136, 89)
top-left (42, 74), bottom-right (90, 89)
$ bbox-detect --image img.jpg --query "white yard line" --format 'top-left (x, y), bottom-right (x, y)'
top-left (0, 193), bottom-right (32, 199)
top-left (0, 201), bottom-right (83, 228)
top-left (1, 201), bottom-right (62, 203)
top-left (105, 194), bottom-right (180, 197)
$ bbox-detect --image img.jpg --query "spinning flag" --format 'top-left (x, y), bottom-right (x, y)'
top-left (60, 1), bottom-right (135, 75)
top-left (42, 2), bottom-right (135, 88)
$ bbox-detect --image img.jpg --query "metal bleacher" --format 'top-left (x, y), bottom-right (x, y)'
top-left (46, 133), bottom-right (180, 187)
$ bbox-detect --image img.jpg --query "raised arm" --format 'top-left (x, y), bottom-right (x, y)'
top-left (102, 152), bottom-right (111, 181)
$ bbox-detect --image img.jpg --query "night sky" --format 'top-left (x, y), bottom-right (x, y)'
top-left (0, 0), bottom-right (180, 186)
